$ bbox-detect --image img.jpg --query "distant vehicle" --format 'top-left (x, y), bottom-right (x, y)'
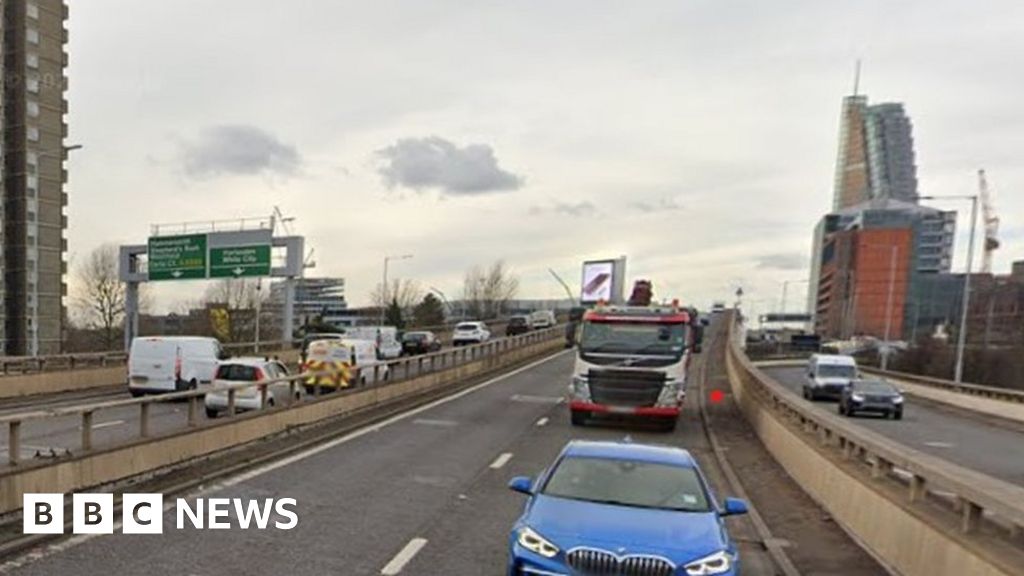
top-left (839, 379), bottom-right (904, 419)
top-left (627, 279), bottom-right (653, 306)
top-left (302, 338), bottom-right (388, 392)
top-left (345, 326), bottom-right (403, 360)
top-left (401, 331), bottom-right (442, 355)
top-left (568, 303), bottom-right (703, 431)
top-left (529, 310), bottom-right (557, 329)
top-left (128, 336), bottom-right (225, 396)
top-left (204, 357), bottom-right (301, 418)
top-left (300, 333), bottom-right (345, 362)
top-left (711, 302), bottom-right (726, 314)
top-left (804, 354), bottom-right (858, 401)
top-left (507, 440), bottom-right (748, 576)
top-left (452, 321), bottom-right (491, 346)
top-left (506, 315), bottom-right (531, 337)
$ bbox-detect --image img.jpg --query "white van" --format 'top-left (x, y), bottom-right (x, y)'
top-left (128, 336), bottom-right (225, 396)
top-left (804, 354), bottom-right (858, 401)
top-left (345, 326), bottom-right (402, 360)
top-left (302, 338), bottom-right (389, 391)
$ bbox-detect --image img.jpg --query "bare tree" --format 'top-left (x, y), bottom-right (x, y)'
top-left (369, 279), bottom-right (423, 312)
top-left (201, 279), bottom-right (264, 343)
top-left (72, 244), bottom-right (126, 350)
top-left (463, 260), bottom-right (519, 319)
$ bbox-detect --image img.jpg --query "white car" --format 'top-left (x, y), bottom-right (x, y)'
top-left (529, 310), bottom-right (556, 329)
top-left (452, 321), bottom-right (491, 346)
top-left (128, 336), bottom-right (225, 396)
top-left (204, 357), bottom-right (302, 418)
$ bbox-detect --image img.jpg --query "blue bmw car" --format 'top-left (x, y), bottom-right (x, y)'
top-left (507, 440), bottom-right (748, 576)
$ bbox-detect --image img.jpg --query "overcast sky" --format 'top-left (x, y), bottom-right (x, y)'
top-left (65, 0), bottom-right (1024, 316)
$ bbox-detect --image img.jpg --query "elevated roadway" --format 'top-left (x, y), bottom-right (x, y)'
top-left (762, 365), bottom-right (1024, 487)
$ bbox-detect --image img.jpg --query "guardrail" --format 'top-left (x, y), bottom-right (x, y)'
top-left (727, 315), bottom-right (1024, 573)
top-left (1, 327), bottom-right (560, 467)
top-left (861, 366), bottom-right (1024, 405)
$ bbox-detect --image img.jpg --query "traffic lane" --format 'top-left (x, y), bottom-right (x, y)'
top-left (3, 351), bottom-right (576, 576)
top-left (764, 366), bottom-right (1024, 486)
top-left (402, 347), bottom-right (775, 575)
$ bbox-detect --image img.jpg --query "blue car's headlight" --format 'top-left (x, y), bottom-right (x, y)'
top-left (851, 393), bottom-right (865, 402)
top-left (684, 550), bottom-right (732, 575)
top-left (517, 526), bottom-right (559, 559)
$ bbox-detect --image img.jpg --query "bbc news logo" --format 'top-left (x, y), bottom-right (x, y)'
top-left (23, 494), bottom-right (298, 534)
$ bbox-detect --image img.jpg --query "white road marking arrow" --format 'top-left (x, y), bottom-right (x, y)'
top-left (233, 267), bottom-right (245, 275)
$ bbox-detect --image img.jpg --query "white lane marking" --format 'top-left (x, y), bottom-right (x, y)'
top-left (412, 418), bottom-right (458, 427)
top-left (535, 417), bottom-right (549, 427)
top-left (380, 537), bottom-right (428, 575)
top-left (490, 452), bottom-right (514, 469)
top-left (0, 349), bottom-right (572, 574)
top-left (91, 420), bottom-right (124, 430)
top-left (923, 441), bottom-right (955, 449)
top-left (510, 394), bottom-right (562, 404)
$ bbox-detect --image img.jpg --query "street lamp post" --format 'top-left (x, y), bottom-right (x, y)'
top-left (779, 279), bottom-right (810, 314)
top-left (380, 254), bottom-right (413, 326)
top-left (917, 194), bottom-right (979, 383)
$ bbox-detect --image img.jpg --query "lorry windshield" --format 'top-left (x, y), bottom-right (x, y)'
top-left (580, 321), bottom-right (688, 356)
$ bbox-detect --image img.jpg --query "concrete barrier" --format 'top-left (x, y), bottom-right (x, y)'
top-left (0, 332), bottom-right (562, 514)
top-left (726, 314), bottom-right (1024, 576)
top-left (0, 366), bottom-right (126, 400)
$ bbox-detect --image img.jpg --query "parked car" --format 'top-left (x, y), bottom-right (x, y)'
top-left (401, 331), bottom-right (442, 355)
top-left (507, 440), bottom-right (747, 576)
top-left (839, 379), bottom-right (904, 419)
top-left (506, 315), bottom-right (531, 337)
top-left (302, 338), bottom-right (389, 392)
top-left (128, 336), bottom-right (226, 396)
top-left (803, 353), bottom-right (858, 401)
top-left (452, 321), bottom-right (491, 346)
top-left (205, 357), bottom-right (301, 418)
top-left (529, 310), bottom-right (557, 329)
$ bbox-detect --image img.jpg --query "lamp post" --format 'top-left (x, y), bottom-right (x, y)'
top-left (428, 286), bottom-right (454, 322)
top-left (916, 194), bottom-right (978, 383)
top-left (779, 279), bottom-right (810, 314)
top-left (380, 254), bottom-right (413, 326)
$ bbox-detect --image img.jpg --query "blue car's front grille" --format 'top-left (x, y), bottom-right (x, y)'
top-left (566, 548), bottom-right (675, 576)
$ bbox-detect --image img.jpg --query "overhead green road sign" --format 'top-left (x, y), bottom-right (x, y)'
top-left (148, 234), bottom-right (207, 281)
top-left (209, 245), bottom-right (271, 278)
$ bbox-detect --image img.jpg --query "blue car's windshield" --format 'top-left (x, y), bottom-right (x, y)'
top-left (542, 456), bottom-right (711, 512)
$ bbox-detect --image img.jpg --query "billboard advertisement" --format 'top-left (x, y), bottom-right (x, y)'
top-left (580, 260), bottom-right (615, 303)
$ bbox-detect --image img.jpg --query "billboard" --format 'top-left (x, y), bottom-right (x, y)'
top-left (581, 257), bottom-right (626, 304)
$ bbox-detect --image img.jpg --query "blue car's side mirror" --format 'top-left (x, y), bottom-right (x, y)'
top-left (508, 476), bottom-right (533, 495)
top-left (722, 497), bottom-right (748, 516)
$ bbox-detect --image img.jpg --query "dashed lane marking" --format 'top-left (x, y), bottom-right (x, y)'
top-left (490, 452), bottom-right (514, 469)
top-left (380, 537), bottom-right (429, 575)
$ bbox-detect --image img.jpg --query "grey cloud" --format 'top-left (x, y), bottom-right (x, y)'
top-left (756, 253), bottom-right (807, 270)
top-left (630, 197), bottom-right (682, 213)
top-left (529, 201), bottom-right (598, 218)
top-left (376, 136), bottom-right (523, 195)
top-left (180, 125), bottom-right (301, 179)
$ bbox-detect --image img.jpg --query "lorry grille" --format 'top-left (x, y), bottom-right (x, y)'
top-left (587, 369), bottom-right (666, 407)
top-left (567, 548), bottom-right (675, 576)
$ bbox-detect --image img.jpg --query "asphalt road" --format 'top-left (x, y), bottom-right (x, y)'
top-left (763, 365), bottom-right (1024, 486)
top-left (0, 346), bottom-right (476, 466)
top-left (2, 348), bottom-right (780, 575)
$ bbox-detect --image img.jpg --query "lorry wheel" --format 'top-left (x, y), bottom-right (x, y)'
top-left (660, 418), bottom-right (678, 433)
top-left (570, 411), bottom-right (588, 427)
top-left (130, 389), bottom-right (144, 398)
top-left (205, 408), bottom-right (219, 419)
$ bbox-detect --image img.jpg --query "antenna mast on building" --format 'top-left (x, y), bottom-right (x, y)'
top-left (853, 60), bottom-right (861, 96)
top-left (979, 169), bottom-right (1000, 274)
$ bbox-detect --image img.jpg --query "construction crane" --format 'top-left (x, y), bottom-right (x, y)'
top-left (978, 169), bottom-right (1000, 274)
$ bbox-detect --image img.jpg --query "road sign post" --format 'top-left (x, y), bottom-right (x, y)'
top-left (209, 245), bottom-right (271, 278)
top-left (147, 234), bottom-right (207, 281)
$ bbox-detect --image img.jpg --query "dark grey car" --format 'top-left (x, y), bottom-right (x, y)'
top-left (838, 379), bottom-right (905, 419)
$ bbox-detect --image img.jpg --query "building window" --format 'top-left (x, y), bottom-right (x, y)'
top-left (27, 101), bottom-right (40, 118)
top-left (27, 3), bottom-right (39, 19)
top-left (28, 126), bottom-right (40, 141)
top-left (27, 211), bottom-right (36, 222)
top-left (27, 77), bottom-right (40, 94)
top-left (27, 52), bottom-right (39, 69)
top-left (27, 29), bottom-right (39, 45)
